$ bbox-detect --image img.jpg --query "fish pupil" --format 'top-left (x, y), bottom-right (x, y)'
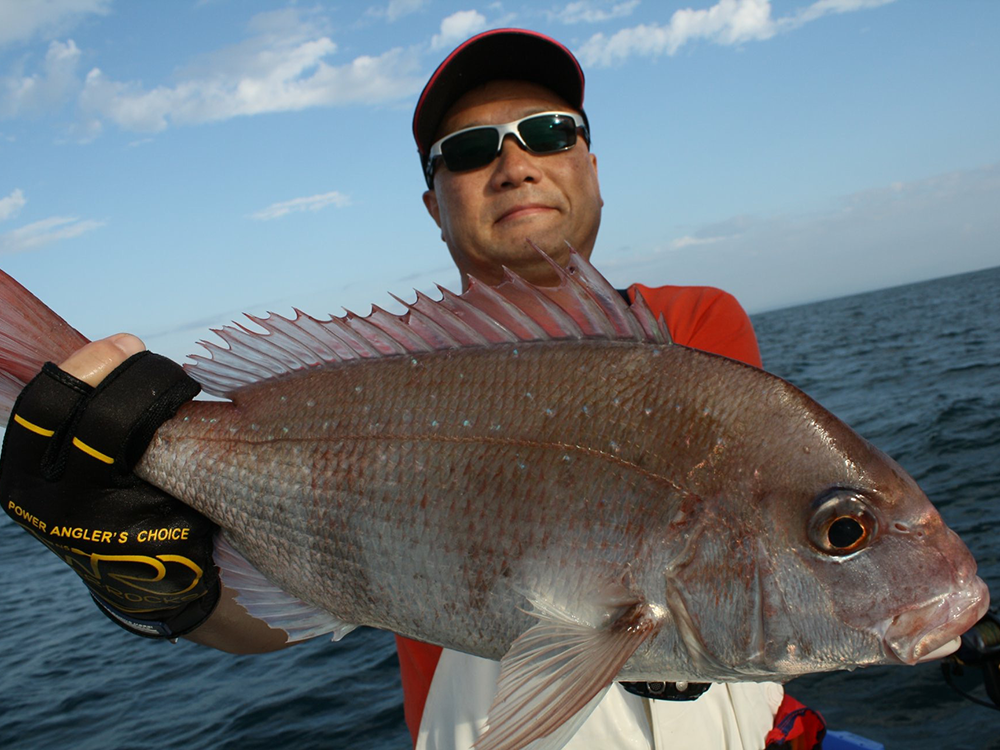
top-left (828, 517), bottom-right (865, 549)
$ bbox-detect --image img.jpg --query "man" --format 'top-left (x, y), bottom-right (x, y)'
top-left (1, 28), bottom-right (821, 750)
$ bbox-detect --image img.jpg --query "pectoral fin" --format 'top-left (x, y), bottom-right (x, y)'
top-left (214, 534), bottom-right (358, 643)
top-left (475, 595), bottom-right (661, 750)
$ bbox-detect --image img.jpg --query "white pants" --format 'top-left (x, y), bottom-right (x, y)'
top-left (416, 650), bottom-right (784, 750)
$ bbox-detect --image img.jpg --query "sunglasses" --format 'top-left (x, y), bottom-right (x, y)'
top-left (425, 111), bottom-right (589, 188)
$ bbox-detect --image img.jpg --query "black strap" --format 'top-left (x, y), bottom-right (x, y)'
top-left (70, 351), bottom-right (201, 478)
top-left (620, 680), bottom-right (712, 701)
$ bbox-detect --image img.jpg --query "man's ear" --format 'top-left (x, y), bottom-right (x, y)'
top-left (422, 189), bottom-right (442, 228)
top-left (591, 152), bottom-right (604, 208)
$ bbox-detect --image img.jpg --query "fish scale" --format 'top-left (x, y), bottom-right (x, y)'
top-left (136, 341), bottom-right (691, 656)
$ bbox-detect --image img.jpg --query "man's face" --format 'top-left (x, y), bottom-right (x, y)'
top-left (423, 80), bottom-right (603, 288)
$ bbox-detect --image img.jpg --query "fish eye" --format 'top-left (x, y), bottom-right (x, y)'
top-left (808, 490), bottom-right (878, 557)
top-left (827, 516), bottom-right (865, 550)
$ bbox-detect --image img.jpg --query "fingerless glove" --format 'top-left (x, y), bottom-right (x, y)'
top-left (1, 352), bottom-right (218, 639)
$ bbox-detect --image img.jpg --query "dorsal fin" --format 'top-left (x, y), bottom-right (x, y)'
top-left (185, 246), bottom-right (673, 399)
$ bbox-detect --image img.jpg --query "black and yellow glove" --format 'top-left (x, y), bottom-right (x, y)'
top-left (0, 352), bottom-right (219, 639)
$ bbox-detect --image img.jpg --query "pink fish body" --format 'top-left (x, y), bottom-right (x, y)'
top-left (0, 252), bottom-right (988, 750)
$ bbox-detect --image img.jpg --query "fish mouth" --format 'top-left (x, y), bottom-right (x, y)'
top-left (883, 575), bottom-right (990, 664)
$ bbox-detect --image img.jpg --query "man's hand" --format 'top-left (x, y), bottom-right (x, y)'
top-left (1, 334), bottom-right (218, 639)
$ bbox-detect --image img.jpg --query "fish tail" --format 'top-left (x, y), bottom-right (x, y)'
top-left (0, 269), bottom-right (90, 424)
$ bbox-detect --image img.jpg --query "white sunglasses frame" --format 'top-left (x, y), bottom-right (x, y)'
top-left (425, 111), bottom-right (589, 187)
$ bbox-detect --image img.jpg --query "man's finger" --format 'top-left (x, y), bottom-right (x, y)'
top-left (59, 333), bottom-right (146, 387)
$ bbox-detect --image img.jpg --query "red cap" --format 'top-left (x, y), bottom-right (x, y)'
top-left (413, 29), bottom-right (586, 175)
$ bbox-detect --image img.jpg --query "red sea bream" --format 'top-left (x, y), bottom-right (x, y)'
top-left (0, 252), bottom-right (988, 750)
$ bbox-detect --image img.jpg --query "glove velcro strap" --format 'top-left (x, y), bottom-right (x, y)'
top-left (70, 351), bottom-right (201, 480)
top-left (90, 576), bottom-right (221, 640)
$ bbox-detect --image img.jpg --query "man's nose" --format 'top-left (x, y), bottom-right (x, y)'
top-left (490, 134), bottom-right (541, 189)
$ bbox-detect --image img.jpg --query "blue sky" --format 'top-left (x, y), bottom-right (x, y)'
top-left (1, 0), bottom-right (998, 364)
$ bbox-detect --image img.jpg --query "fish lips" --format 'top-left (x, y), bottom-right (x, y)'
top-left (882, 574), bottom-right (990, 664)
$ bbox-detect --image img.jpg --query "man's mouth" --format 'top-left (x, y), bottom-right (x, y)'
top-left (495, 204), bottom-right (556, 224)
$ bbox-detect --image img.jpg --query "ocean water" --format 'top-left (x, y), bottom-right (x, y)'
top-left (1, 265), bottom-right (998, 749)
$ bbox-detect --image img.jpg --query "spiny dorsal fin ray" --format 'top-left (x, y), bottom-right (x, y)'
top-left (185, 246), bottom-right (673, 399)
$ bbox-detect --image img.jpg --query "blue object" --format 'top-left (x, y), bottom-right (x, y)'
top-left (824, 730), bottom-right (885, 750)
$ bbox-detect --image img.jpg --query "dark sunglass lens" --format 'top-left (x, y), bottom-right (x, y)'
top-left (440, 128), bottom-right (500, 171)
top-left (519, 115), bottom-right (577, 153)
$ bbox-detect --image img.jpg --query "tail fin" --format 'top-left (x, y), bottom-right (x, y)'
top-left (0, 269), bottom-right (90, 424)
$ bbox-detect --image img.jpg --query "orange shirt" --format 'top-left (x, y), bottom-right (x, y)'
top-left (627, 284), bottom-right (763, 369)
top-left (395, 283), bottom-right (762, 745)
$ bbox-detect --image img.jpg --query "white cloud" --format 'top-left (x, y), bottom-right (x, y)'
top-left (662, 215), bottom-right (757, 251)
top-left (0, 189), bottom-right (26, 221)
top-left (577, 0), bottom-right (895, 67)
top-left (85, 54), bottom-right (418, 132)
top-left (1, 39), bottom-right (82, 119)
top-left (388, 0), bottom-right (427, 21)
top-left (779, 0), bottom-right (896, 30)
top-left (0, 215), bottom-right (105, 255)
top-left (5, 9), bottom-right (425, 136)
top-left (77, 11), bottom-right (423, 133)
top-left (431, 10), bottom-right (488, 51)
top-left (608, 162), bottom-right (1000, 313)
top-left (0, 0), bottom-right (110, 48)
top-left (368, 0), bottom-right (428, 22)
top-left (668, 234), bottom-right (726, 250)
top-left (250, 191), bottom-right (352, 221)
top-left (551, 1), bottom-right (640, 25)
